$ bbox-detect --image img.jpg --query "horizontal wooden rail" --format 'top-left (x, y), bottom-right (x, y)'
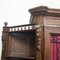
top-left (8, 24), bottom-right (36, 32)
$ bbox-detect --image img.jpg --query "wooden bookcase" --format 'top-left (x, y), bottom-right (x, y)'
top-left (1, 6), bottom-right (60, 60)
top-left (1, 24), bottom-right (38, 60)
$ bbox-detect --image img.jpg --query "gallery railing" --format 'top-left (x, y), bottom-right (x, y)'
top-left (3, 22), bottom-right (40, 50)
top-left (3, 22), bottom-right (40, 60)
top-left (3, 22), bottom-right (36, 32)
top-left (9, 24), bottom-right (35, 32)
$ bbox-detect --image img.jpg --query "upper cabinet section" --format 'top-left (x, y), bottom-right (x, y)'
top-left (44, 16), bottom-right (60, 27)
top-left (29, 6), bottom-right (60, 24)
top-left (29, 6), bottom-right (48, 16)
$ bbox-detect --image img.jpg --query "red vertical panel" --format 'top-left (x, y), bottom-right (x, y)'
top-left (51, 35), bottom-right (60, 60)
top-left (57, 36), bottom-right (60, 60)
top-left (57, 44), bottom-right (60, 60)
top-left (54, 43), bottom-right (56, 60)
top-left (57, 36), bottom-right (60, 42)
top-left (50, 43), bottom-right (56, 60)
top-left (50, 43), bottom-right (53, 60)
top-left (51, 36), bottom-right (57, 60)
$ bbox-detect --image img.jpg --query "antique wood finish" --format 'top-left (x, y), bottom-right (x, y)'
top-left (30, 15), bottom-right (44, 60)
top-left (1, 23), bottom-right (36, 60)
top-left (9, 24), bottom-right (35, 32)
top-left (35, 15), bottom-right (44, 60)
top-left (37, 16), bottom-right (44, 60)
top-left (7, 31), bottom-right (35, 58)
top-left (44, 16), bottom-right (60, 60)
top-left (1, 22), bottom-right (9, 60)
top-left (44, 27), bottom-right (60, 60)
top-left (2, 6), bottom-right (60, 60)
top-left (29, 6), bottom-right (60, 60)
top-left (29, 7), bottom-right (45, 60)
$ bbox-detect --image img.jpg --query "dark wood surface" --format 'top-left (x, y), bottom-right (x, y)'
top-left (7, 31), bottom-right (35, 57)
top-left (1, 24), bottom-right (36, 60)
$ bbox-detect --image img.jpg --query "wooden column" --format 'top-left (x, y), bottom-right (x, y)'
top-left (35, 25), bottom-right (41, 60)
top-left (29, 6), bottom-right (48, 60)
top-left (1, 22), bottom-right (9, 60)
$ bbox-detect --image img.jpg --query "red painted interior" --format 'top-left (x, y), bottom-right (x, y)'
top-left (51, 35), bottom-right (60, 60)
